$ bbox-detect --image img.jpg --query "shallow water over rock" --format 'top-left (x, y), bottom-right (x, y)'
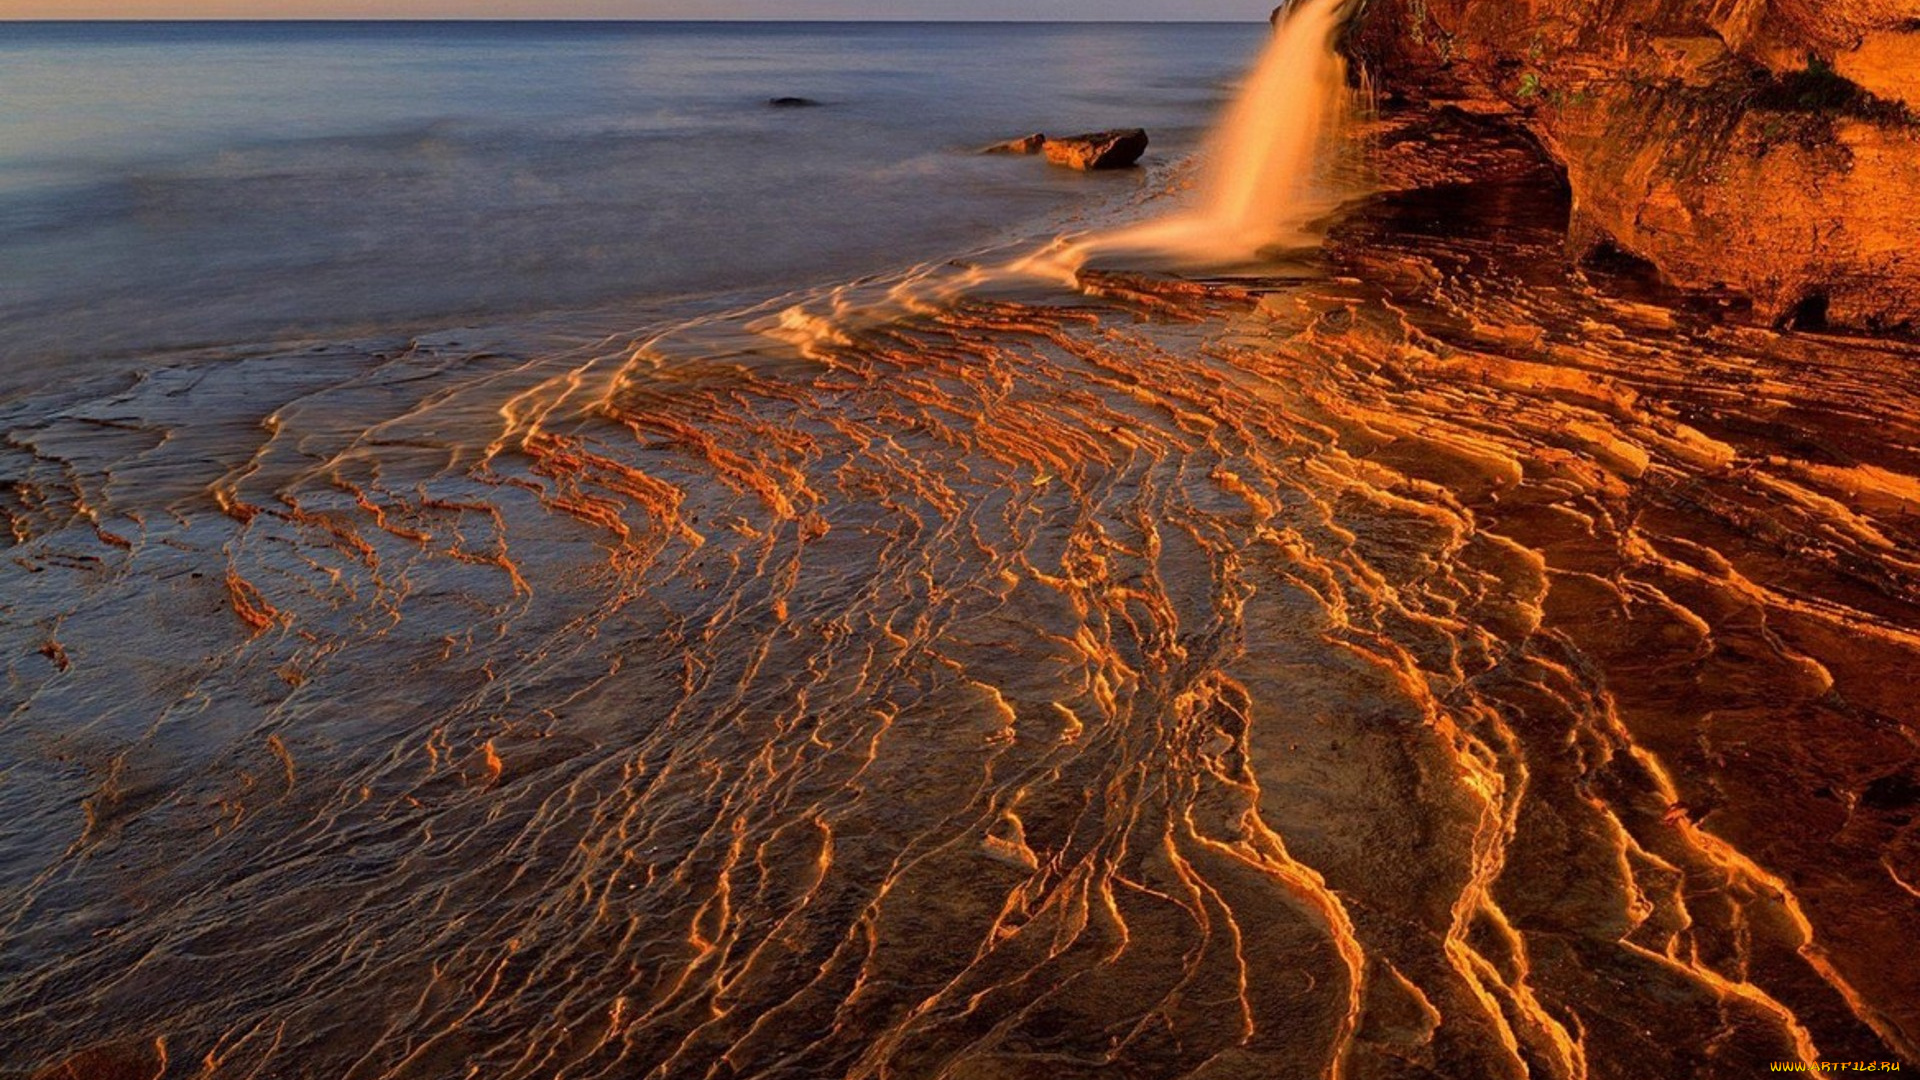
top-left (2, 110), bottom-right (1917, 1079)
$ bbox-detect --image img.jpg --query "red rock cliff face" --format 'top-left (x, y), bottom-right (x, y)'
top-left (1346, 0), bottom-right (1920, 329)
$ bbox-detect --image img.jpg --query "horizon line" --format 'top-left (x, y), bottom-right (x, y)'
top-left (0, 15), bottom-right (1264, 21)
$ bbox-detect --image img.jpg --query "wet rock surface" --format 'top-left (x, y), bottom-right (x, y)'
top-left (1, 108), bottom-right (1916, 1079)
top-left (1042, 128), bottom-right (1150, 170)
top-left (1347, 0), bottom-right (1920, 331)
top-left (982, 132), bottom-right (1048, 155)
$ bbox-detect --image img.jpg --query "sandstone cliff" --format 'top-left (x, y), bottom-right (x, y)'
top-left (1346, 0), bottom-right (1920, 330)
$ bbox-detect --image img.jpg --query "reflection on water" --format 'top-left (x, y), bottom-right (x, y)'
top-left (2, 108), bottom-right (1916, 1077)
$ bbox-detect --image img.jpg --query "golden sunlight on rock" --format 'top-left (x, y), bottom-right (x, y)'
top-left (1, 5), bottom-right (1917, 1078)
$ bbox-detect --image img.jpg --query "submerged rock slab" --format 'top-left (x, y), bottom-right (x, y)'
top-left (3, 112), bottom-right (1920, 1074)
top-left (1347, 0), bottom-right (1920, 330)
top-left (1042, 128), bottom-right (1150, 170)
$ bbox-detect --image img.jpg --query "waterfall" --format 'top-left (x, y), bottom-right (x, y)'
top-left (1065, 0), bottom-right (1357, 267)
top-left (1196, 0), bottom-right (1355, 248)
top-left (752, 1), bottom-right (1361, 352)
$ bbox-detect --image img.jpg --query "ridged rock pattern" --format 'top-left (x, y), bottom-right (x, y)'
top-left (0, 116), bottom-right (1916, 1079)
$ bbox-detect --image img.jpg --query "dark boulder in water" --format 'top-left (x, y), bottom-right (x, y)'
top-left (1041, 129), bottom-right (1149, 171)
top-left (767, 96), bottom-right (822, 108)
top-left (981, 132), bottom-right (1048, 155)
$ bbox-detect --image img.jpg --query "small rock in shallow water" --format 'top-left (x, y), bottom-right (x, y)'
top-left (767, 96), bottom-right (822, 108)
top-left (1042, 129), bottom-right (1149, 171)
top-left (982, 133), bottom-right (1047, 155)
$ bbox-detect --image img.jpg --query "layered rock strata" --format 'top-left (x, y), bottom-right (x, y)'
top-left (1347, 0), bottom-right (1920, 329)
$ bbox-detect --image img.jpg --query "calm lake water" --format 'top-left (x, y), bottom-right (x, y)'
top-left (0, 21), bottom-right (1266, 381)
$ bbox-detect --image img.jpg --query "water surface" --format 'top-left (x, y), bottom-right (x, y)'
top-left (0, 20), bottom-right (1263, 383)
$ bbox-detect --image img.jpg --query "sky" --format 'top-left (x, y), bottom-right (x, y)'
top-left (3, 0), bottom-right (1269, 17)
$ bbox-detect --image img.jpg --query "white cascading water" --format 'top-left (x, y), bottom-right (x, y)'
top-left (1054, 0), bottom-right (1357, 267)
top-left (1193, 0), bottom-right (1355, 249)
top-left (737, 0), bottom-right (1358, 360)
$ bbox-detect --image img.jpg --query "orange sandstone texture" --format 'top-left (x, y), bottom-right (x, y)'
top-left (1042, 128), bottom-right (1151, 170)
top-left (1346, 0), bottom-right (1920, 329)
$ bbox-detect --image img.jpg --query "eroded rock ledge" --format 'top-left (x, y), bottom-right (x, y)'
top-left (1346, 0), bottom-right (1920, 330)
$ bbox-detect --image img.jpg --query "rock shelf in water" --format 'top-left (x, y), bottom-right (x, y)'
top-left (1041, 128), bottom-right (1150, 170)
top-left (7, 115), bottom-right (1919, 1074)
top-left (981, 132), bottom-right (1048, 155)
top-left (981, 129), bottom-right (1150, 170)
